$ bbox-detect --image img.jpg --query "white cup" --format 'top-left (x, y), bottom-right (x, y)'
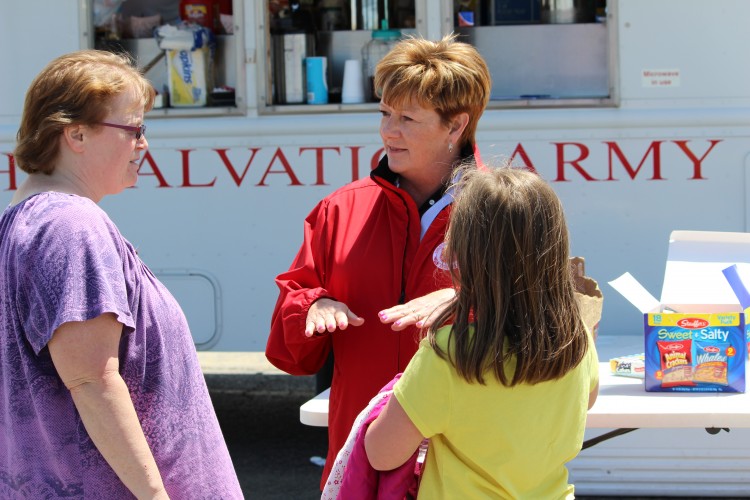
top-left (341, 59), bottom-right (365, 104)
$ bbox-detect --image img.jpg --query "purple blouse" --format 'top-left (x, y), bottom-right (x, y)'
top-left (0, 193), bottom-right (243, 499)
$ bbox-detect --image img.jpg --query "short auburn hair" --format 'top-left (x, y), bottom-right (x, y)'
top-left (14, 49), bottom-right (155, 174)
top-left (374, 33), bottom-right (491, 147)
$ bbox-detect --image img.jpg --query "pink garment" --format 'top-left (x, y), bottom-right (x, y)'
top-left (323, 374), bottom-right (427, 500)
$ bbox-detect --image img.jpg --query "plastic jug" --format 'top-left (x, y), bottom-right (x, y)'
top-left (362, 28), bottom-right (401, 102)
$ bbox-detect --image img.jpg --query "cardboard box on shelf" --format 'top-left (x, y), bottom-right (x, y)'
top-left (609, 230), bottom-right (749, 393)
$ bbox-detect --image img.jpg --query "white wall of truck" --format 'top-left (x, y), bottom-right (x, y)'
top-left (2, 0), bottom-right (750, 495)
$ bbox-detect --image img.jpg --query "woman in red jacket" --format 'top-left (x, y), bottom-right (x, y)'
top-left (265, 33), bottom-right (492, 489)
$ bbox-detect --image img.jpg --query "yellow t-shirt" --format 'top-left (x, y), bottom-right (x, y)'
top-left (394, 325), bottom-right (599, 499)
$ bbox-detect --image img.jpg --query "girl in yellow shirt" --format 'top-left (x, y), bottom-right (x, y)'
top-left (366, 166), bottom-right (600, 499)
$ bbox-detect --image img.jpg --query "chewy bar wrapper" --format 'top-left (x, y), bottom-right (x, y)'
top-left (609, 353), bottom-right (645, 378)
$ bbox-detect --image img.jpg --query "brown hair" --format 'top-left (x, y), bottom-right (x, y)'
top-left (13, 49), bottom-right (155, 174)
top-left (429, 166), bottom-right (589, 386)
top-left (374, 33), bottom-right (491, 147)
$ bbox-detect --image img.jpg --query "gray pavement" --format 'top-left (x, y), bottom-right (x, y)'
top-left (210, 389), bottom-right (327, 499)
top-left (201, 352), bottom-right (328, 499)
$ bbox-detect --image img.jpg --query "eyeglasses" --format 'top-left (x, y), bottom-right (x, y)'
top-left (99, 122), bottom-right (147, 140)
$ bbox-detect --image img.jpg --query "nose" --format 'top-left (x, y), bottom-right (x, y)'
top-left (380, 115), bottom-right (399, 140)
top-left (137, 135), bottom-right (149, 149)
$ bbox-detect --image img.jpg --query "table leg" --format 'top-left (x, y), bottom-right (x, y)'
top-left (582, 428), bottom-right (638, 450)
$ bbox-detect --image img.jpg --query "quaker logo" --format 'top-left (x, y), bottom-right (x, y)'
top-left (185, 5), bottom-right (208, 21)
top-left (616, 362), bottom-right (632, 373)
top-left (677, 318), bottom-right (709, 329)
top-left (433, 242), bottom-right (450, 271)
top-left (701, 346), bottom-right (720, 353)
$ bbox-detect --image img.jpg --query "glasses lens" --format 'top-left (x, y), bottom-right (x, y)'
top-left (136, 124), bottom-right (146, 140)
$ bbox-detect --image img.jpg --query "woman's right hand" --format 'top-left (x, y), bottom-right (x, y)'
top-left (305, 298), bottom-right (364, 337)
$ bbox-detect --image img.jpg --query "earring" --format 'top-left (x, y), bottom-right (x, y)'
top-left (448, 143), bottom-right (454, 153)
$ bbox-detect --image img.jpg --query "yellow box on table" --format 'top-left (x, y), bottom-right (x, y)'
top-left (610, 230), bottom-right (749, 393)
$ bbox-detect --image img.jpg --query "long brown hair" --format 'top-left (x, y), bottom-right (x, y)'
top-left (429, 166), bottom-right (589, 386)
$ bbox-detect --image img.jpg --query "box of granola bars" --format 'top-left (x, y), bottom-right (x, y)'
top-left (609, 230), bottom-right (749, 393)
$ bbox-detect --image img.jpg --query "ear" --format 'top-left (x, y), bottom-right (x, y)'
top-left (62, 124), bottom-right (86, 153)
top-left (448, 112), bottom-right (470, 143)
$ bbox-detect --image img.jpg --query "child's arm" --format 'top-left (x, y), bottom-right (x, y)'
top-left (364, 395), bottom-right (425, 471)
top-left (588, 380), bottom-right (600, 410)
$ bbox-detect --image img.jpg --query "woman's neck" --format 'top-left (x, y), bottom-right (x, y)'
top-left (399, 152), bottom-right (461, 207)
top-left (11, 170), bottom-right (96, 206)
top-left (399, 175), bottom-right (444, 208)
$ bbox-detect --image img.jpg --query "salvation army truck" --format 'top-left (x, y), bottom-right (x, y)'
top-left (2, 0), bottom-right (750, 495)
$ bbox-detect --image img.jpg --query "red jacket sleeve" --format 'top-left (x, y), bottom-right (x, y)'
top-left (265, 200), bottom-right (334, 375)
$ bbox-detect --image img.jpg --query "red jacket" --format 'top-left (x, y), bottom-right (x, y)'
top-left (266, 148), bottom-right (478, 488)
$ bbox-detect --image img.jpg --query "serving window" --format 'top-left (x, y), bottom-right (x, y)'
top-left (260, 0), bottom-right (614, 114)
top-left (453, 0), bottom-right (613, 107)
top-left (87, 0), bottom-right (615, 117)
top-left (90, 0), bottom-right (244, 116)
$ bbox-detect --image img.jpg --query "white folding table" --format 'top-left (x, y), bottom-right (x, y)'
top-left (300, 335), bottom-right (750, 438)
top-left (299, 335), bottom-right (750, 496)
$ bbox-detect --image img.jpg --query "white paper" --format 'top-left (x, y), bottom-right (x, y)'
top-left (608, 272), bottom-right (660, 314)
top-left (157, 25), bottom-right (195, 50)
top-left (662, 230), bottom-right (750, 305)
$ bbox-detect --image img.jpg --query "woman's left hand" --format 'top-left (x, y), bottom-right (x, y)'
top-left (378, 288), bottom-right (456, 331)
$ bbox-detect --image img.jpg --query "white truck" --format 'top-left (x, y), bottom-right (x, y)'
top-left (2, 0), bottom-right (749, 495)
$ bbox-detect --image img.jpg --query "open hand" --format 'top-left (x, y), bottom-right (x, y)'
top-left (305, 298), bottom-right (365, 337)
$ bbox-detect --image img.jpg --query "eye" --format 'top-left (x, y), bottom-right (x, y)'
top-left (379, 109), bottom-right (390, 118)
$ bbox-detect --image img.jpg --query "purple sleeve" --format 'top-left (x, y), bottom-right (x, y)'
top-left (17, 199), bottom-right (135, 354)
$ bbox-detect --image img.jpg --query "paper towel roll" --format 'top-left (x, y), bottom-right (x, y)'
top-left (306, 57), bottom-right (328, 105)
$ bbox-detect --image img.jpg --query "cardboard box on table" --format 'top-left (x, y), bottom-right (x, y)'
top-left (609, 230), bottom-right (748, 393)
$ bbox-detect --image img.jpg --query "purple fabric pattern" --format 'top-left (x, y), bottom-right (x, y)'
top-left (0, 193), bottom-right (243, 499)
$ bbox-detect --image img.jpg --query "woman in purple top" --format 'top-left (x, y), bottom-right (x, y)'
top-left (0, 50), bottom-right (243, 499)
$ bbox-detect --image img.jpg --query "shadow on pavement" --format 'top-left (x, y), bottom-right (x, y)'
top-left (211, 391), bottom-right (328, 499)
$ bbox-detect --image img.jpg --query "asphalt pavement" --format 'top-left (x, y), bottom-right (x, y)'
top-left (207, 379), bottom-right (327, 499)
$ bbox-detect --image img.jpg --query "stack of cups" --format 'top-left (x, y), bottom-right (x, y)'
top-left (341, 59), bottom-right (365, 104)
